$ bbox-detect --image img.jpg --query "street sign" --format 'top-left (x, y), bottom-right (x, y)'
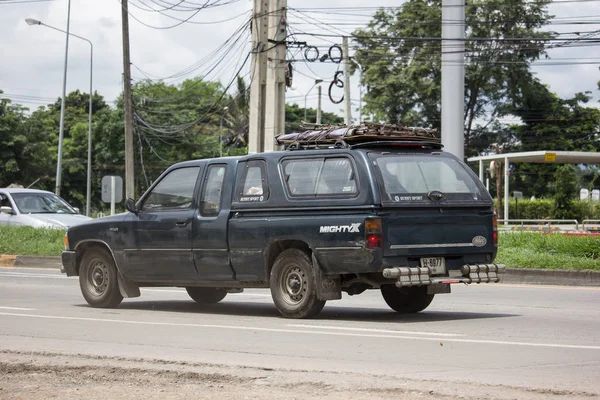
top-left (101, 175), bottom-right (123, 203)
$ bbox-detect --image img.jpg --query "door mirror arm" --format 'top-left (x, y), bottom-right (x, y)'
top-left (125, 198), bottom-right (139, 215)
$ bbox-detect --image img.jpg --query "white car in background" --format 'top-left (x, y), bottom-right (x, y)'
top-left (0, 188), bottom-right (92, 229)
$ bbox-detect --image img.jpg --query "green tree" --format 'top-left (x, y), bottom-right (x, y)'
top-left (285, 103), bottom-right (344, 134)
top-left (352, 0), bottom-right (554, 157)
top-left (0, 93), bottom-right (29, 187)
top-left (552, 165), bottom-right (579, 219)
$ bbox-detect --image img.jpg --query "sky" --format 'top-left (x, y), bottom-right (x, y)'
top-left (1, 0), bottom-right (599, 123)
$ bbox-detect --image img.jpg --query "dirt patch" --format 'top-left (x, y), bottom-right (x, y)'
top-left (0, 351), bottom-right (597, 400)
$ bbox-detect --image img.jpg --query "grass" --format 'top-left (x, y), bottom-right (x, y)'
top-left (0, 226), bottom-right (65, 257)
top-left (1, 226), bottom-right (599, 271)
top-left (496, 232), bottom-right (600, 271)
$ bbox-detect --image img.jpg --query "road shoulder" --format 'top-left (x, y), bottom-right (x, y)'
top-left (0, 350), bottom-right (595, 400)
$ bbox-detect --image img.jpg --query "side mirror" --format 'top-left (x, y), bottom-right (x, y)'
top-left (0, 206), bottom-right (14, 215)
top-left (73, 207), bottom-right (80, 214)
top-left (125, 198), bottom-right (138, 214)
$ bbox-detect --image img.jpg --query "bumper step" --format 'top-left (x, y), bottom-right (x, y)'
top-left (382, 264), bottom-right (506, 287)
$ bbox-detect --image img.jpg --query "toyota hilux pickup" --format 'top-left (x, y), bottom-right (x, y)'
top-left (61, 124), bottom-right (505, 319)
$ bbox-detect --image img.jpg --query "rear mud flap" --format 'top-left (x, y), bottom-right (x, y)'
top-left (118, 271), bottom-right (140, 298)
top-left (312, 254), bottom-right (342, 301)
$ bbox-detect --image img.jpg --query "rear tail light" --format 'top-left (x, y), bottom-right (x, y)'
top-left (63, 233), bottom-right (69, 250)
top-left (366, 218), bottom-right (382, 249)
top-left (492, 214), bottom-right (498, 246)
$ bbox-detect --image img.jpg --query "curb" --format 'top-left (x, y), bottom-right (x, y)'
top-left (503, 268), bottom-right (600, 287)
top-left (1, 255), bottom-right (599, 287)
top-left (0, 255), bottom-right (61, 269)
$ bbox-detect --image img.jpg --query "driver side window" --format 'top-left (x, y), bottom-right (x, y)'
top-left (141, 167), bottom-right (200, 211)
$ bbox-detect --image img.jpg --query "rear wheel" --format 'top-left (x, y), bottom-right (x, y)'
top-left (186, 287), bottom-right (227, 304)
top-left (270, 249), bottom-right (325, 319)
top-left (79, 248), bottom-right (123, 308)
top-left (380, 285), bottom-right (434, 313)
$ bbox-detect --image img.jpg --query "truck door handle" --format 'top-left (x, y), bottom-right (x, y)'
top-left (175, 219), bottom-right (189, 227)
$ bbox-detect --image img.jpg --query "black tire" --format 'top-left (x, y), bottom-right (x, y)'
top-left (270, 249), bottom-right (325, 319)
top-left (380, 285), bottom-right (434, 313)
top-left (186, 287), bottom-right (227, 304)
top-left (79, 248), bottom-right (123, 308)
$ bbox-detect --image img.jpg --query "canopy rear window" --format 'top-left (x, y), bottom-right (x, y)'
top-left (369, 153), bottom-right (484, 203)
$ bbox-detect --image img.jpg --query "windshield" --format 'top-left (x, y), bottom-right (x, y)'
top-left (11, 192), bottom-right (77, 214)
top-left (369, 153), bottom-right (484, 203)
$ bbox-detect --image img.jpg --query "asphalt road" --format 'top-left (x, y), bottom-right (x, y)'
top-left (1, 266), bottom-right (599, 397)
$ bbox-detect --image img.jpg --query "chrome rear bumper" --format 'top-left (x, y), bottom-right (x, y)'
top-left (382, 264), bottom-right (506, 287)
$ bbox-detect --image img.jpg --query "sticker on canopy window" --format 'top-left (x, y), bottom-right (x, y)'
top-left (240, 195), bottom-right (264, 202)
top-left (394, 195), bottom-right (424, 201)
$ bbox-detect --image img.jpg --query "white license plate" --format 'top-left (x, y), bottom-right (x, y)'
top-left (420, 257), bottom-right (446, 274)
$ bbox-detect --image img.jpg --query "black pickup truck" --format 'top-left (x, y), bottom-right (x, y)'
top-left (61, 127), bottom-right (504, 318)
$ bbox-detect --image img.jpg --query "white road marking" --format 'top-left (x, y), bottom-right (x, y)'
top-left (142, 288), bottom-right (272, 297)
top-left (0, 272), bottom-right (64, 279)
top-left (0, 311), bottom-right (599, 350)
top-left (286, 324), bottom-right (464, 337)
top-left (0, 306), bottom-right (35, 311)
top-left (141, 288), bottom-right (186, 293)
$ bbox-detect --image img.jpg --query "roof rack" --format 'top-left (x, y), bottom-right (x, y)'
top-left (276, 123), bottom-right (442, 151)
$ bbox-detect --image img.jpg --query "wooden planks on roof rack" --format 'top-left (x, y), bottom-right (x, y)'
top-left (275, 122), bottom-right (440, 144)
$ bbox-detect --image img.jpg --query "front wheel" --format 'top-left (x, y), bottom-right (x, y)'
top-left (380, 285), bottom-right (434, 313)
top-left (270, 249), bottom-right (325, 319)
top-left (79, 248), bottom-right (123, 308)
top-left (186, 287), bottom-right (227, 304)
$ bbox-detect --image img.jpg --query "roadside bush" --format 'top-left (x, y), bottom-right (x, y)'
top-left (506, 199), bottom-right (553, 219)
top-left (496, 199), bottom-right (600, 221)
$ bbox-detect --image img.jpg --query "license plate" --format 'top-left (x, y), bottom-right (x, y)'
top-left (420, 257), bottom-right (446, 274)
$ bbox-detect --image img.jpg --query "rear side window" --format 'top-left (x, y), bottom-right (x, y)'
top-left (370, 154), bottom-right (483, 202)
top-left (282, 157), bottom-right (357, 197)
top-left (235, 160), bottom-right (269, 202)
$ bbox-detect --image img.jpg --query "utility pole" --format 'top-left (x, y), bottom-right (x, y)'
top-left (316, 85), bottom-right (322, 124)
top-left (248, 0), bottom-right (269, 154)
top-left (441, 0), bottom-right (465, 160)
top-left (343, 36), bottom-right (352, 125)
top-left (55, 0), bottom-right (71, 197)
top-left (264, 0), bottom-right (287, 151)
top-left (121, 0), bottom-right (135, 199)
top-left (492, 143), bottom-right (505, 220)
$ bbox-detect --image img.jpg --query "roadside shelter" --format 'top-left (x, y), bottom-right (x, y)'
top-left (467, 151), bottom-right (600, 222)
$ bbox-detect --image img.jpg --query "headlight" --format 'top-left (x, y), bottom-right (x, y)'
top-left (63, 233), bottom-right (69, 250)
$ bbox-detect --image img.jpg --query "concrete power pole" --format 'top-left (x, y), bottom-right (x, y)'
top-left (264, 0), bottom-right (287, 152)
top-left (121, 0), bottom-right (135, 199)
top-left (316, 85), bottom-right (322, 124)
top-left (441, 0), bottom-right (465, 160)
top-left (343, 36), bottom-right (352, 125)
top-left (248, 0), bottom-right (269, 154)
